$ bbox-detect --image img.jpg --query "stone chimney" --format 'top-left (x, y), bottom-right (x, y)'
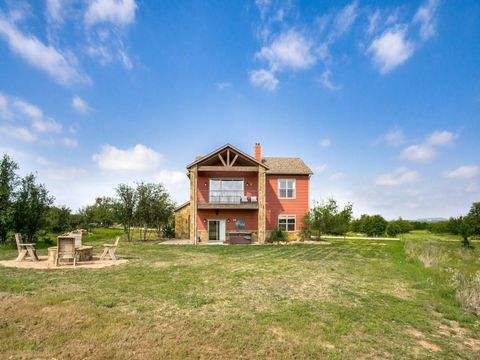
top-left (254, 143), bottom-right (262, 161)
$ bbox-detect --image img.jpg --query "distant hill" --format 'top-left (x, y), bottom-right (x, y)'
top-left (413, 217), bottom-right (448, 223)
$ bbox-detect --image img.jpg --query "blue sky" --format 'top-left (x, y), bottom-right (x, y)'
top-left (0, 0), bottom-right (479, 219)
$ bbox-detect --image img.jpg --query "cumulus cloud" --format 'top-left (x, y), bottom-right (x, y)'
top-left (256, 30), bottom-right (316, 71)
top-left (399, 129), bottom-right (456, 163)
top-left (375, 167), bottom-right (420, 186)
top-left (0, 16), bottom-right (88, 85)
top-left (249, 69), bottom-right (279, 91)
top-left (376, 127), bottom-right (405, 146)
top-left (155, 170), bottom-right (188, 187)
top-left (444, 165), bottom-right (480, 179)
top-left (72, 96), bottom-right (93, 113)
top-left (0, 125), bottom-right (36, 142)
top-left (368, 26), bottom-right (414, 74)
top-left (93, 144), bottom-right (163, 172)
top-left (426, 130), bottom-right (455, 146)
top-left (400, 144), bottom-right (435, 162)
top-left (85, 0), bottom-right (137, 27)
top-left (214, 82), bottom-right (232, 91)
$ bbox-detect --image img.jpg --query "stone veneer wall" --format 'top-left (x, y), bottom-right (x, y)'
top-left (257, 166), bottom-right (266, 244)
top-left (174, 204), bottom-right (190, 239)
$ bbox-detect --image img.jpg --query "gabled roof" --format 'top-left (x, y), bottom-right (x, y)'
top-left (174, 201), bottom-right (190, 212)
top-left (186, 143), bottom-right (268, 169)
top-left (262, 157), bottom-right (313, 175)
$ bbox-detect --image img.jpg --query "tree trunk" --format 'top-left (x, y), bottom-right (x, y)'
top-left (462, 235), bottom-right (472, 248)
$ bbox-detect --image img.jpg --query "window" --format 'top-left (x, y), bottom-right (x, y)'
top-left (278, 179), bottom-right (295, 199)
top-left (278, 215), bottom-right (295, 232)
top-left (209, 179), bottom-right (244, 204)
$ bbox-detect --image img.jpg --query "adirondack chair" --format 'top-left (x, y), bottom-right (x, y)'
top-left (56, 236), bottom-right (77, 267)
top-left (100, 236), bottom-right (120, 261)
top-left (15, 233), bottom-right (39, 262)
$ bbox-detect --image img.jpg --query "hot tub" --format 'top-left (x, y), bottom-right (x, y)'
top-left (228, 232), bottom-right (252, 244)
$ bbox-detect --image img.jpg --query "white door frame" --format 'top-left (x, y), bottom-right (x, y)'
top-left (207, 219), bottom-right (226, 241)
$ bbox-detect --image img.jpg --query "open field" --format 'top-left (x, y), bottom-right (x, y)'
top-left (1, 230), bottom-right (479, 359)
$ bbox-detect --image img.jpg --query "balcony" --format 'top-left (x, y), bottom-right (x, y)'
top-left (197, 190), bottom-right (259, 209)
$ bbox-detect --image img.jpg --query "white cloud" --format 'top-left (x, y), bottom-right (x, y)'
top-left (444, 165), bottom-right (480, 179)
top-left (377, 127), bottom-right (404, 146)
top-left (85, 0), bottom-right (137, 27)
top-left (318, 70), bottom-right (342, 91)
top-left (0, 94), bottom-right (14, 120)
top-left (0, 125), bottom-right (36, 142)
top-left (367, 9), bottom-right (381, 35)
top-left (329, 2), bottom-right (358, 41)
top-left (319, 138), bottom-right (331, 148)
top-left (155, 170), bottom-right (188, 187)
top-left (61, 137), bottom-right (79, 147)
top-left (314, 164), bottom-right (328, 173)
top-left (368, 26), bottom-right (414, 74)
top-left (45, 167), bottom-right (87, 181)
top-left (375, 167), bottom-right (420, 186)
top-left (400, 144), bottom-right (435, 162)
top-left (46, 0), bottom-right (63, 24)
top-left (0, 16), bottom-right (88, 85)
top-left (465, 183), bottom-right (479, 193)
top-left (256, 30), bottom-right (316, 71)
top-left (72, 96), bottom-right (93, 113)
top-left (426, 130), bottom-right (454, 146)
top-left (13, 99), bottom-right (43, 119)
top-left (93, 144), bottom-right (163, 172)
top-left (32, 117), bottom-right (62, 133)
top-left (249, 69), bottom-right (279, 91)
top-left (214, 82), bottom-right (232, 91)
top-left (328, 172), bottom-right (345, 181)
top-left (413, 0), bottom-right (439, 41)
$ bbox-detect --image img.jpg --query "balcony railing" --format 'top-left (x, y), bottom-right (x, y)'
top-left (198, 190), bottom-right (258, 205)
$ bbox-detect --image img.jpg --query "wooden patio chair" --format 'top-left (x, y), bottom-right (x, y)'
top-left (15, 233), bottom-right (39, 262)
top-left (100, 236), bottom-right (120, 261)
top-left (56, 236), bottom-right (77, 267)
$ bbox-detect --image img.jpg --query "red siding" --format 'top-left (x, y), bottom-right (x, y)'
top-left (197, 209), bottom-right (258, 231)
top-left (265, 175), bottom-right (310, 231)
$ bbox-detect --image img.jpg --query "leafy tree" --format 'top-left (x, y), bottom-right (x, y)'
top-left (386, 218), bottom-right (414, 236)
top-left (0, 154), bottom-right (18, 243)
top-left (91, 197), bottom-right (116, 227)
top-left (352, 214), bottom-right (388, 237)
top-left (267, 227), bottom-right (287, 243)
top-left (114, 184), bottom-right (137, 241)
top-left (78, 205), bottom-right (95, 231)
top-left (149, 183), bottom-right (174, 239)
top-left (303, 198), bottom-right (353, 238)
top-left (46, 206), bottom-right (72, 232)
top-left (12, 174), bottom-right (54, 241)
top-left (467, 202), bottom-right (480, 236)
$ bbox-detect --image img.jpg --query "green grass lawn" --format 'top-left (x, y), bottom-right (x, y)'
top-left (1, 230), bottom-right (479, 359)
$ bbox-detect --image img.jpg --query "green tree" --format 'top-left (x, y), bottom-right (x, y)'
top-left (91, 197), bottom-right (116, 227)
top-left (149, 184), bottom-right (174, 239)
top-left (303, 198), bottom-right (353, 238)
top-left (12, 174), bottom-right (54, 241)
top-left (114, 184), bottom-right (137, 242)
top-left (467, 202), bottom-right (480, 236)
top-left (46, 206), bottom-right (72, 232)
top-left (0, 154), bottom-right (18, 243)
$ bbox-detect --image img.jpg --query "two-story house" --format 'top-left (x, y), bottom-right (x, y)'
top-left (174, 143), bottom-right (313, 243)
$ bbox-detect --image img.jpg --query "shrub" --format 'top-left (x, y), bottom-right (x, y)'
top-left (451, 271), bottom-right (480, 316)
top-left (404, 240), bottom-right (448, 268)
top-left (267, 227), bottom-right (287, 243)
top-left (163, 224), bottom-right (175, 239)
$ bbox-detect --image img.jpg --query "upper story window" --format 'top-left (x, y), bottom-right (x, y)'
top-left (209, 179), bottom-right (244, 204)
top-left (278, 179), bottom-right (295, 199)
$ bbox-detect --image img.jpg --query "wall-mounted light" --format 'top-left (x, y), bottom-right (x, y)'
top-left (203, 219), bottom-right (207, 223)
top-left (227, 218), bottom-right (231, 223)
top-left (204, 183), bottom-right (208, 187)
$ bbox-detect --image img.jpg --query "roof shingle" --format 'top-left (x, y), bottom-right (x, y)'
top-left (262, 157), bottom-right (313, 175)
